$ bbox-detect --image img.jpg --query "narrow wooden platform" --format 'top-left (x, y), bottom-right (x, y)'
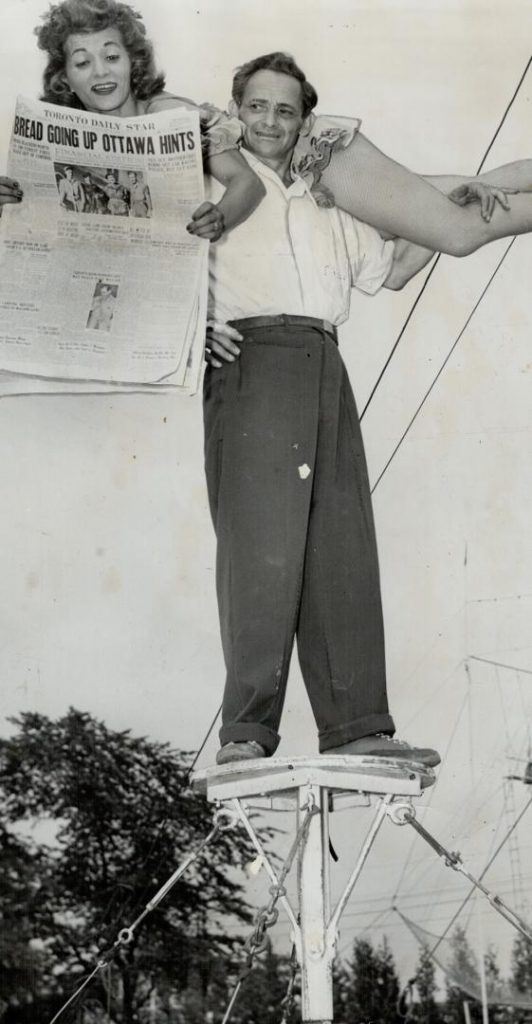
top-left (192, 754), bottom-right (435, 805)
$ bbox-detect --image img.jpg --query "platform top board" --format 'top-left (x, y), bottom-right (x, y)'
top-left (192, 754), bottom-right (436, 804)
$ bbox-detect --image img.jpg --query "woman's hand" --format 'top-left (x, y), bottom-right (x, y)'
top-left (205, 321), bottom-right (242, 367)
top-left (448, 181), bottom-right (516, 222)
top-left (0, 177), bottom-right (23, 217)
top-left (187, 201), bottom-right (225, 241)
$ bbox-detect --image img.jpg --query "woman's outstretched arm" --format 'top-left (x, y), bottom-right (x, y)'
top-left (204, 149), bottom-right (265, 231)
top-left (186, 149), bottom-right (265, 240)
top-left (321, 135), bottom-right (532, 255)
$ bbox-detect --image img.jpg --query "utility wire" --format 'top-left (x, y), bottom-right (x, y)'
top-left (469, 655), bottom-right (532, 678)
top-left (184, 700), bottom-right (223, 782)
top-left (476, 56), bottom-right (532, 167)
top-left (360, 55), bottom-right (532, 425)
top-left (359, 256), bottom-right (440, 422)
top-left (370, 237), bottom-right (516, 494)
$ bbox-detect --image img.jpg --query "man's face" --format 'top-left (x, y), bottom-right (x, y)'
top-left (232, 69), bottom-right (309, 165)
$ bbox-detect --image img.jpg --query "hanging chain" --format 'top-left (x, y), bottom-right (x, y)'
top-left (279, 943), bottom-right (299, 1024)
top-left (221, 796), bottom-right (319, 1024)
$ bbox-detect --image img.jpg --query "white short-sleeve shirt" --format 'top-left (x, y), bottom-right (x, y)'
top-left (207, 148), bottom-right (394, 326)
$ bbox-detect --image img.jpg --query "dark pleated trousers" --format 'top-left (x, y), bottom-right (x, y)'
top-left (203, 321), bottom-right (395, 754)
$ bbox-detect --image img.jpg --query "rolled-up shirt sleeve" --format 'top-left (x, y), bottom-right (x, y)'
top-left (340, 212), bottom-right (395, 294)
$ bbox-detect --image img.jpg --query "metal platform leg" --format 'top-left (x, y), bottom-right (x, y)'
top-left (298, 784), bottom-right (334, 1024)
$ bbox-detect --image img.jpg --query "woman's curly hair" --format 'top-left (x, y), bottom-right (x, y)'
top-left (35, 0), bottom-right (165, 107)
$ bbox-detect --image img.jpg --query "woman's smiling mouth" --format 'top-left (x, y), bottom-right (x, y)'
top-left (91, 83), bottom-right (117, 94)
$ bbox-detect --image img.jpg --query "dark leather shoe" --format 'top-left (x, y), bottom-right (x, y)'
top-left (216, 741), bottom-right (267, 765)
top-left (327, 733), bottom-right (440, 768)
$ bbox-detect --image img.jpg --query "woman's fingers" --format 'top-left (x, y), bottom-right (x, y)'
top-left (0, 177), bottom-right (23, 206)
top-left (480, 185), bottom-right (514, 221)
top-left (481, 188), bottom-right (494, 221)
top-left (186, 201), bottom-right (225, 240)
top-left (448, 181), bottom-right (514, 222)
top-left (491, 186), bottom-right (513, 211)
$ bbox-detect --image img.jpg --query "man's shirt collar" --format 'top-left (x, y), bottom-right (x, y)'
top-left (241, 146), bottom-right (317, 204)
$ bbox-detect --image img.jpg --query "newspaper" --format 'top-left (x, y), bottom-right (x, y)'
top-left (0, 96), bottom-right (209, 394)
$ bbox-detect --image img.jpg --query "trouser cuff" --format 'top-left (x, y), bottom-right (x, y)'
top-left (318, 713), bottom-right (395, 753)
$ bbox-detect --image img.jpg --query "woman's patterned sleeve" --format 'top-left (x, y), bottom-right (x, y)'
top-left (198, 103), bottom-right (243, 158)
top-left (291, 114), bottom-right (362, 205)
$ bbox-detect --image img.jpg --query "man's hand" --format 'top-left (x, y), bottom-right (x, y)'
top-left (0, 177), bottom-right (23, 217)
top-left (187, 201), bottom-right (225, 241)
top-left (205, 321), bottom-right (242, 367)
top-left (448, 181), bottom-right (516, 222)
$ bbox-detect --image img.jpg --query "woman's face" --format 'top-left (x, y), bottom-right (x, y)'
top-left (63, 27), bottom-right (136, 116)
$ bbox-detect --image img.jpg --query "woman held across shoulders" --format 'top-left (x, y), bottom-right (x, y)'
top-left (2, 1), bottom-right (532, 258)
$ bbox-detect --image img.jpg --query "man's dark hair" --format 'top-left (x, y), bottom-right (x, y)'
top-left (232, 52), bottom-right (318, 118)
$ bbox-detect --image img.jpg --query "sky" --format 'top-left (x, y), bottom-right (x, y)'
top-left (1, 0), bottom-right (532, 995)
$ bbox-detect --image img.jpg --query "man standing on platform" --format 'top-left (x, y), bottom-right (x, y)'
top-left (203, 53), bottom-right (439, 767)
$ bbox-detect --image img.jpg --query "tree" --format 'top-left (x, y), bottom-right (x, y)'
top-left (345, 935), bottom-right (400, 1024)
top-left (512, 931), bottom-right (532, 999)
top-left (346, 937), bottom-right (381, 1023)
top-left (412, 943), bottom-right (444, 1024)
top-left (0, 709), bottom-right (257, 1023)
top-left (332, 956), bottom-right (352, 1024)
top-left (443, 928), bottom-right (482, 1024)
top-left (482, 946), bottom-right (514, 1024)
top-left (376, 936), bottom-right (401, 1023)
top-left (0, 825), bottom-right (47, 1006)
top-left (510, 928), bottom-right (532, 1024)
